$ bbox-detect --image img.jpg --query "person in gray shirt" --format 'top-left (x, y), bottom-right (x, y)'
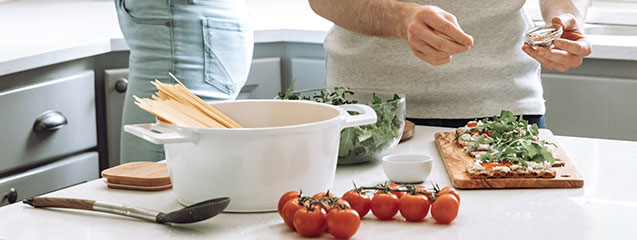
top-left (308, 0), bottom-right (592, 128)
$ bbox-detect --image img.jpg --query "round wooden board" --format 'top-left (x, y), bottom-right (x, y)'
top-left (101, 162), bottom-right (171, 191)
top-left (400, 120), bottom-right (415, 142)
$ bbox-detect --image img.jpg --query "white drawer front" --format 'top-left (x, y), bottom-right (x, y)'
top-left (0, 71), bottom-right (96, 173)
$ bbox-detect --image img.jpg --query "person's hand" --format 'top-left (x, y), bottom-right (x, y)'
top-left (405, 5), bottom-right (474, 66)
top-left (523, 14), bottom-right (592, 72)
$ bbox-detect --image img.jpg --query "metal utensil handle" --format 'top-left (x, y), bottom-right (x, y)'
top-left (92, 201), bottom-right (160, 222)
top-left (24, 197), bottom-right (160, 223)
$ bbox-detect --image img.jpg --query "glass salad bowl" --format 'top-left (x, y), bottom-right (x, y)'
top-left (277, 88), bottom-right (406, 165)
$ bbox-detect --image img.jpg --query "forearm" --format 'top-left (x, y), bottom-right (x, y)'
top-left (539, 0), bottom-right (591, 24)
top-left (308, 0), bottom-right (420, 39)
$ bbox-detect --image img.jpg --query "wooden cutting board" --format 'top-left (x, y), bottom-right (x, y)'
top-left (400, 120), bottom-right (415, 142)
top-left (101, 162), bottom-right (171, 191)
top-left (434, 129), bottom-right (583, 189)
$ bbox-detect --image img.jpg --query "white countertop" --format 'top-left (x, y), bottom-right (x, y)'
top-left (1, 125), bottom-right (636, 239)
top-left (1, 0), bottom-right (636, 76)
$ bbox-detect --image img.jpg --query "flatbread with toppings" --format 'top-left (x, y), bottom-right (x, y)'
top-left (455, 110), bottom-right (564, 179)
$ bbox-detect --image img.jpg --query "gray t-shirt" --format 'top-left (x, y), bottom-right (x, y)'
top-left (324, 0), bottom-right (544, 119)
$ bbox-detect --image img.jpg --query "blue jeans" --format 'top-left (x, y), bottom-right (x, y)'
top-left (115, 0), bottom-right (254, 163)
top-left (408, 115), bottom-right (546, 129)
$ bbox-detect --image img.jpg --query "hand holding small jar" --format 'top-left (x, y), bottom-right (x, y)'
top-left (522, 14), bottom-right (592, 72)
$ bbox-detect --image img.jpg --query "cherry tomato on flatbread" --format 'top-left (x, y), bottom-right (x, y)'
top-left (389, 183), bottom-right (404, 198)
top-left (342, 191), bottom-right (372, 218)
top-left (278, 191), bottom-right (300, 215)
top-left (431, 194), bottom-right (459, 224)
top-left (486, 130), bottom-right (493, 137)
top-left (437, 186), bottom-right (460, 204)
top-left (281, 198), bottom-right (307, 230)
top-left (293, 206), bottom-right (327, 238)
top-left (467, 122), bottom-right (478, 127)
top-left (327, 207), bottom-right (360, 239)
top-left (371, 192), bottom-right (399, 220)
top-left (398, 193), bottom-right (431, 222)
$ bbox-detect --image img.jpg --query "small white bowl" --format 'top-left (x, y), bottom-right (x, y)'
top-left (382, 153), bottom-right (433, 183)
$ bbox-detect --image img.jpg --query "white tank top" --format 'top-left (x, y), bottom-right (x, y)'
top-left (324, 0), bottom-right (545, 118)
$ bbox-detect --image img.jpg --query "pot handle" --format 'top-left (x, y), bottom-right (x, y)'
top-left (339, 104), bottom-right (377, 129)
top-left (124, 124), bottom-right (195, 144)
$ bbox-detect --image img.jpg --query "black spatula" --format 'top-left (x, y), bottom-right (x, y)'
top-left (23, 196), bottom-right (230, 224)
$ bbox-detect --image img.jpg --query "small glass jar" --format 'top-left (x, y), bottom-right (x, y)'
top-left (524, 23), bottom-right (563, 49)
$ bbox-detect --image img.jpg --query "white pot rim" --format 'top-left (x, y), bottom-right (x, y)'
top-left (158, 99), bottom-right (347, 135)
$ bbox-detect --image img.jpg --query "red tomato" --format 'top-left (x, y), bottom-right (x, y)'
top-left (278, 191), bottom-right (300, 216)
top-left (388, 183), bottom-right (403, 198)
top-left (332, 199), bottom-right (351, 211)
top-left (467, 122), bottom-right (478, 127)
top-left (415, 185), bottom-right (433, 199)
top-left (431, 194), bottom-right (459, 224)
top-left (370, 192), bottom-right (399, 220)
top-left (313, 192), bottom-right (335, 199)
top-left (342, 191), bottom-right (371, 218)
top-left (438, 187), bottom-right (460, 204)
top-left (321, 198), bottom-right (350, 213)
top-left (281, 198), bottom-right (307, 230)
top-left (293, 207), bottom-right (327, 238)
top-left (486, 130), bottom-right (493, 137)
top-left (398, 193), bottom-right (430, 222)
top-left (327, 208), bottom-right (360, 239)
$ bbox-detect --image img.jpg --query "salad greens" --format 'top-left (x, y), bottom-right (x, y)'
top-left (278, 80), bottom-right (404, 163)
top-left (461, 110), bottom-right (556, 166)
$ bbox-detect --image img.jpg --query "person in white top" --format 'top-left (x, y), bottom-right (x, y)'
top-left (309, 0), bottom-right (592, 128)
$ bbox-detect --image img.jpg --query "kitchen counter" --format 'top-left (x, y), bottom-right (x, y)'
top-left (1, 0), bottom-right (636, 76)
top-left (1, 125), bottom-right (636, 239)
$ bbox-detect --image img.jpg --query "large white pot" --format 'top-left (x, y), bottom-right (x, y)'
top-left (124, 100), bottom-right (376, 212)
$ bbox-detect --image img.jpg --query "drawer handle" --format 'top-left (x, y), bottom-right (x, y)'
top-left (115, 78), bottom-right (128, 93)
top-left (33, 110), bottom-right (68, 132)
top-left (1, 188), bottom-right (17, 204)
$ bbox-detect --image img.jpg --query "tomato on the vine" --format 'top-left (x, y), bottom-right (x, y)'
top-left (438, 187), bottom-right (460, 204)
top-left (398, 193), bottom-right (430, 222)
top-left (319, 198), bottom-right (350, 213)
top-left (370, 192), bottom-right (399, 220)
top-left (293, 206), bottom-right (327, 238)
top-left (415, 185), bottom-right (433, 199)
top-left (278, 191), bottom-right (300, 215)
top-left (331, 199), bottom-right (351, 212)
top-left (327, 207), bottom-right (360, 239)
top-left (281, 198), bottom-right (307, 230)
top-left (388, 183), bottom-right (404, 198)
top-left (313, 192), bottom-right (335, 199)
top-left (431, 194), bottom-right (459, 224)
top-left (342, 191), bottom-right (371, 218)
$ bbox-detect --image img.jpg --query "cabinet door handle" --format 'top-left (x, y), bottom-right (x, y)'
top-left (115, 78), bottom-right (128, 93)
top-left (1, 188), bottom-right (18, 204)
top-left (33, 110), bottom-right (68, 132)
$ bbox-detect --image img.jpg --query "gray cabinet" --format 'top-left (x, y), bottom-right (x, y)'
top-left (0, 65), bottom-right (99, 206)
top-left (238, 57), bottom-right (282, 99)
top-left (290, 57), bottom-right (325, 91)
top-left (0, 152), bottom-right (98, 206)
top-left (0, 71), bottom-right (96, 172)
top-left (543, 73), bottom-right (637, 141)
